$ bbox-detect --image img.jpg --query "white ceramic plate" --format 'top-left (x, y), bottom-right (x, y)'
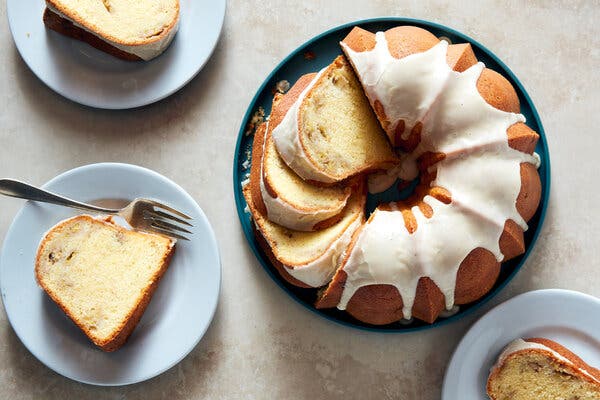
top-left (442, 289), bottom-right (600, 399)
top-left (7, 0), bottom-right (226, 109)
top-left (0, 163), bottom-right (221, 386)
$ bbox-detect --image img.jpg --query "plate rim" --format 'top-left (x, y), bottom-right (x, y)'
top-left (5, 0), bottom-right (227, 110)
top-left (441, 289), bottom-right (600, 399)
top-left (232, 16), bottom-right (551, 333)
top-left (0, 162), bottom-right (222, 386)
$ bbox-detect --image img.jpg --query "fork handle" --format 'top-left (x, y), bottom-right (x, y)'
top-left (0, 179), bottom-right (119, 214)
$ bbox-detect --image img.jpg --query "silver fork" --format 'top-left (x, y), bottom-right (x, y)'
top-left (0, 179), bottom-right (192, 241)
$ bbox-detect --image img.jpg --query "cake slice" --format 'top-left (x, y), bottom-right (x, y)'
top-left (35, 215), bottom-right (175, 351)
top-left (249, 116), bottom-right (352, 231)
top-left (243, 181), bottom-right (365, 289)
top-left (487, 338), bottom-right (600, 400)
top-left (272, 55), bottom-right (397, 184)
top-left (43, 0), bottom-right (180, 61)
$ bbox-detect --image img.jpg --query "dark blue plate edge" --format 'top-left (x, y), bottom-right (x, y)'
top-left (232, 16), bottom-right (551, 333)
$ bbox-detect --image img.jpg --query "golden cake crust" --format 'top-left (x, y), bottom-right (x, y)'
top-left (249, 121), bottom-right (269, 217)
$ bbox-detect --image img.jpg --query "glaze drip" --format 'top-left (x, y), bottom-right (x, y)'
top-left (342, 34), bottom-right (451, 142)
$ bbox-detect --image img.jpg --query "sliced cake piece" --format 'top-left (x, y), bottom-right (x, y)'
top-left (272, 55), bottom-right (397, 184)
top-left (35, 215), bottom-right (175, 351)
top-left (487, 338), bottom-right (600, 400)
top-left (43, 0), bottom-right (180, 61)
top-left (243, 180), bottom-right (365, 288)
top-left (249, 116), bottom-right (352, 231)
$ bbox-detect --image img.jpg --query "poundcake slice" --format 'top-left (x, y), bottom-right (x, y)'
top-left (35, 215), bottom-right (175, 351)
top-left (272, 55), bottom-right (397, 183)
top-left (249, 119), bottom-right (352, 232)
top-left (43, 0), bottom-right (180, 61)
top-left (243, 182), bottom-right (365, 289)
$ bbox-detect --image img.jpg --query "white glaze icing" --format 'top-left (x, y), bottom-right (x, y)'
top-left (337, 32), bottom-right (539, 319)
top-left (283, 217), bottom-right (362, 287)
top-left (492, 339), bottom-right (600, 384)
top-left (342, 35), bottom-right (451, 142)
top-left (46, 3), bottom-right (179, 61)
top-left (272, 68), bottom-right (338, 183)
top-left (259, 123), bottom-right (347, 231)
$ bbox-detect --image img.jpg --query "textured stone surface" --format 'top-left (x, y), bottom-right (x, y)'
top-left (0, 0), bottom-right (599, 399)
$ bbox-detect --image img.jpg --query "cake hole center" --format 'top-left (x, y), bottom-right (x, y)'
top-left (365, 176), bottom-right (420, 216)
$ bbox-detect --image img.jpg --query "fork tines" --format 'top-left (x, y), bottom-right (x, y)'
top-left (148, 200), bottom-right (193, 221)
top-left (143, 202), bottom-right (193, 241)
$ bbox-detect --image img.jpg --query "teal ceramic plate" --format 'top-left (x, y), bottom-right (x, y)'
top-left (233, 17), bottom-right (550, 332)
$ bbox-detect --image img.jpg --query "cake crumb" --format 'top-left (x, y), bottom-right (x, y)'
top-left (304, 50), bottom-right (316, 60)
top-left (245, 107), bottom-right (265, 136)
top-left (273, 80), bottom-right (290, 94)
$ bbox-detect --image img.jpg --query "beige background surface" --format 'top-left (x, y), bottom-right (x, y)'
top-left (1, 1), bottom-right (599, 399)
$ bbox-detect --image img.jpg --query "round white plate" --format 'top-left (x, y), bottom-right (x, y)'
top-left (442, 289), bottom-right (600, 399)
top-left (7, 0), bottom-right (226, 109)
top-left (0, 163), bottom-right (221, 386)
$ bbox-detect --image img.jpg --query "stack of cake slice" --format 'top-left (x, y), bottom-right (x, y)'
top-left (244, 55), bottom-right (396, 289)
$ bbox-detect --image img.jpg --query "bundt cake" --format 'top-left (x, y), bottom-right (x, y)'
top-left (35, 215), bottom-right (175, 351)
top-left (314, 26), bottom-right (541, 325)
top-left (272, 55), bottom-right (397, 183)
top-left (244, 24), bottom-right (542, 326)
top-left (251, 87), bottom-right (352, 231)
top-left (43, 0), bottom-right (180, 61)
top-left (487, 338), bottom-right (600, 399)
